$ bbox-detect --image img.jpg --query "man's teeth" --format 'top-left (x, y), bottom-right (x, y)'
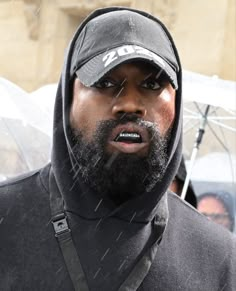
top-left (115, 132), bottom-right (142, 143)
top-left (120, 133), bottom-right (140, 138)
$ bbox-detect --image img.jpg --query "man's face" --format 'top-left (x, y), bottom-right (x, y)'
top-left (70, 61), bottom-right (176, 204)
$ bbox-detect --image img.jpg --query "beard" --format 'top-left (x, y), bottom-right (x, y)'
top-left (69, 115), bottom-right (170, 205)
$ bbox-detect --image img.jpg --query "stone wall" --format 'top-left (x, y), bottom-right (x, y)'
top-left (0, 0), bottom-right (235, 91)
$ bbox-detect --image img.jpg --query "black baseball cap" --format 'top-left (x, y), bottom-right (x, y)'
top-left (70, 10), bottom-right (179, 89)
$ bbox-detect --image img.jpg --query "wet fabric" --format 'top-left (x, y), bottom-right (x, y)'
top-left (0, 166), bottom-right (235, 290)
top-left (0, 6), bottom-right (236, 291)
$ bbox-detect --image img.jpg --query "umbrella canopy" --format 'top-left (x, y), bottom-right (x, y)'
top-left (181, 71), bottom-right (236, 206)
top-left (186, 152), bottom-right (236, 183)
top-left (182, 70), bottom-right (236, 160)
top-left (29, 84), bottom-right (57, 135)
top-left (183, 70), bottom-right (236, 111)
top-left (0, 78), bottom-right (53, 136)
top-left (0, 78), bottom-right (51, 180)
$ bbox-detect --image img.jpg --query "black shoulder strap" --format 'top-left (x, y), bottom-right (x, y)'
top-left (117, 217), bottom-right (163, 291)
top-left (49, 168), bottom-right (89, 291)
top-left (50, 167), bottom-right (166, 291)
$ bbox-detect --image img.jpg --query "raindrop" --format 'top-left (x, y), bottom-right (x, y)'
top-left (72, 167), bottom-right (81, 180)
top-left (104, 151), bottom-right (119, 169)
top-left (70, 160), bottom-right (78, 173)
top-left (143, 73), bottom-right (153, 81)
top-left (93, 267), bottom-right (101, 279)
top-left (114, 78), bottom-right (126, 99)
top-left (149, 129), bottom-right (160, 142)
top-left (142, 174), bottom-right (148, 183)
top-left (69, 178), bottom-right (78, 191)
top-left (114, 86), bottom-right (124, 99)
top-left (87, 42), bottom-right (96, 53)
top-left (93, 157), bottom-right (101, 167)
top-left (119, 112), bottom-right (128, 120)
top-left (45, 219), bottom-right (51, 226)
top-left (100, 248), bottom-right (110, 261)
top-left (120, 78), bottom-right (127, 87)
top-left (94, 199), bottom-right (103, 212)
top-left (56, 267), bottom-right (63, 274)
top-left (155, 68), bottom-right (163, 79)
top-left (116, 231), bottom-right (123, 241)
top-left (129, 212), bottom-right (136, 223)
top-left (118, 259), bottom-right (126, 271)
top-left (94, 218), bottom-right (103, 230)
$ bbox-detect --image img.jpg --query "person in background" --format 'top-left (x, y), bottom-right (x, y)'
top-left (169, 156), bottom-right (197, 208)
top-left (198, 191), bottom-right (235, 232)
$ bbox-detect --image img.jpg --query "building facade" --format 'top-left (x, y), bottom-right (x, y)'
top-left (0, 0), bottom-right (235, 91)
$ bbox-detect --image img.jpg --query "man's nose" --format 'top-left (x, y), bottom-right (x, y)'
top-left (111, 87), bottom-right (147, 118)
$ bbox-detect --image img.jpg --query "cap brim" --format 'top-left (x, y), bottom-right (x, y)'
top-left (76, 45), bottom-right (178, 89)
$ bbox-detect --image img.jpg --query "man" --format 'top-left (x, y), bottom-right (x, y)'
top-left (0, 6), bottom-right (235, 291)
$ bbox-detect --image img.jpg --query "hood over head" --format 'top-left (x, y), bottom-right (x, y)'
top-left (51, 6), bottom-right (183, 224)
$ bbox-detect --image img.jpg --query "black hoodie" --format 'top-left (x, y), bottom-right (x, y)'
top-left (0, 7), bottom-right (235, 291)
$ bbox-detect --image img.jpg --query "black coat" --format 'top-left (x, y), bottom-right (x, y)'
top-left (0, 165), bottom-right (235, 291)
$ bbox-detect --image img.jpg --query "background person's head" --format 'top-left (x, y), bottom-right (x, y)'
top-left (197, 191), bottom-right (235, 232)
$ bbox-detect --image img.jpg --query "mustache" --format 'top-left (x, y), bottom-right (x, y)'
top-left (101, 113), bottom-right (155, 127)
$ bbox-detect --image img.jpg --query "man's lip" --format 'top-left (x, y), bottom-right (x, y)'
top-left (109, 123), bottom-right (149, 142)
top-left (108, 141), bottom-right (149, 154)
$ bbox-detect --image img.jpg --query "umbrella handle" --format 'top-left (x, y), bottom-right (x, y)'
top-left (181, 105), bottom-right (210, 200)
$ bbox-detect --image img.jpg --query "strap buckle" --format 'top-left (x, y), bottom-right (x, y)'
top-left (51, 213), bottom-right (70, 237)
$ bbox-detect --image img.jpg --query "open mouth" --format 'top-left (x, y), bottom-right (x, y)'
top-left (108, 124), bottom-right (149, 155)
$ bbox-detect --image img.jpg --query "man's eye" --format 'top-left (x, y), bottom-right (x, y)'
top-left (94, 78), bottom-right (116, 88)
top-left (141, 79), bottom-right (161, 90)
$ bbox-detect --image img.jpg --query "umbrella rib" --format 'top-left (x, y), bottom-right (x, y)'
top-left (206, 121), bottom-right (230, 153)
top-left (207, 119), bottom-right (236, 132)
top-left (183, 120), bottom-right (200, 134)
top-left (183, 107), bottom-right (200, 116)
top-left (201, 108), bottom-right (235, 183)
top-left (194, 102), bottom-right (205, 116)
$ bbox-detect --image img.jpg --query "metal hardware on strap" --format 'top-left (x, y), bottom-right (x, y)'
top-left (49, 168), bottom-right (90, 291)
top-left (52, 213), bottom-right (70, 237)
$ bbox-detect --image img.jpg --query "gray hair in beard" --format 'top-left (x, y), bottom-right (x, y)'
top-left (69, 116), bottom-right (170, 205)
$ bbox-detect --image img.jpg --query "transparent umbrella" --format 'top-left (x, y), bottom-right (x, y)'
top-left (181, 70), bottom-right (236, 205)
top-left (0, 77), bottom-right (52, 181)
